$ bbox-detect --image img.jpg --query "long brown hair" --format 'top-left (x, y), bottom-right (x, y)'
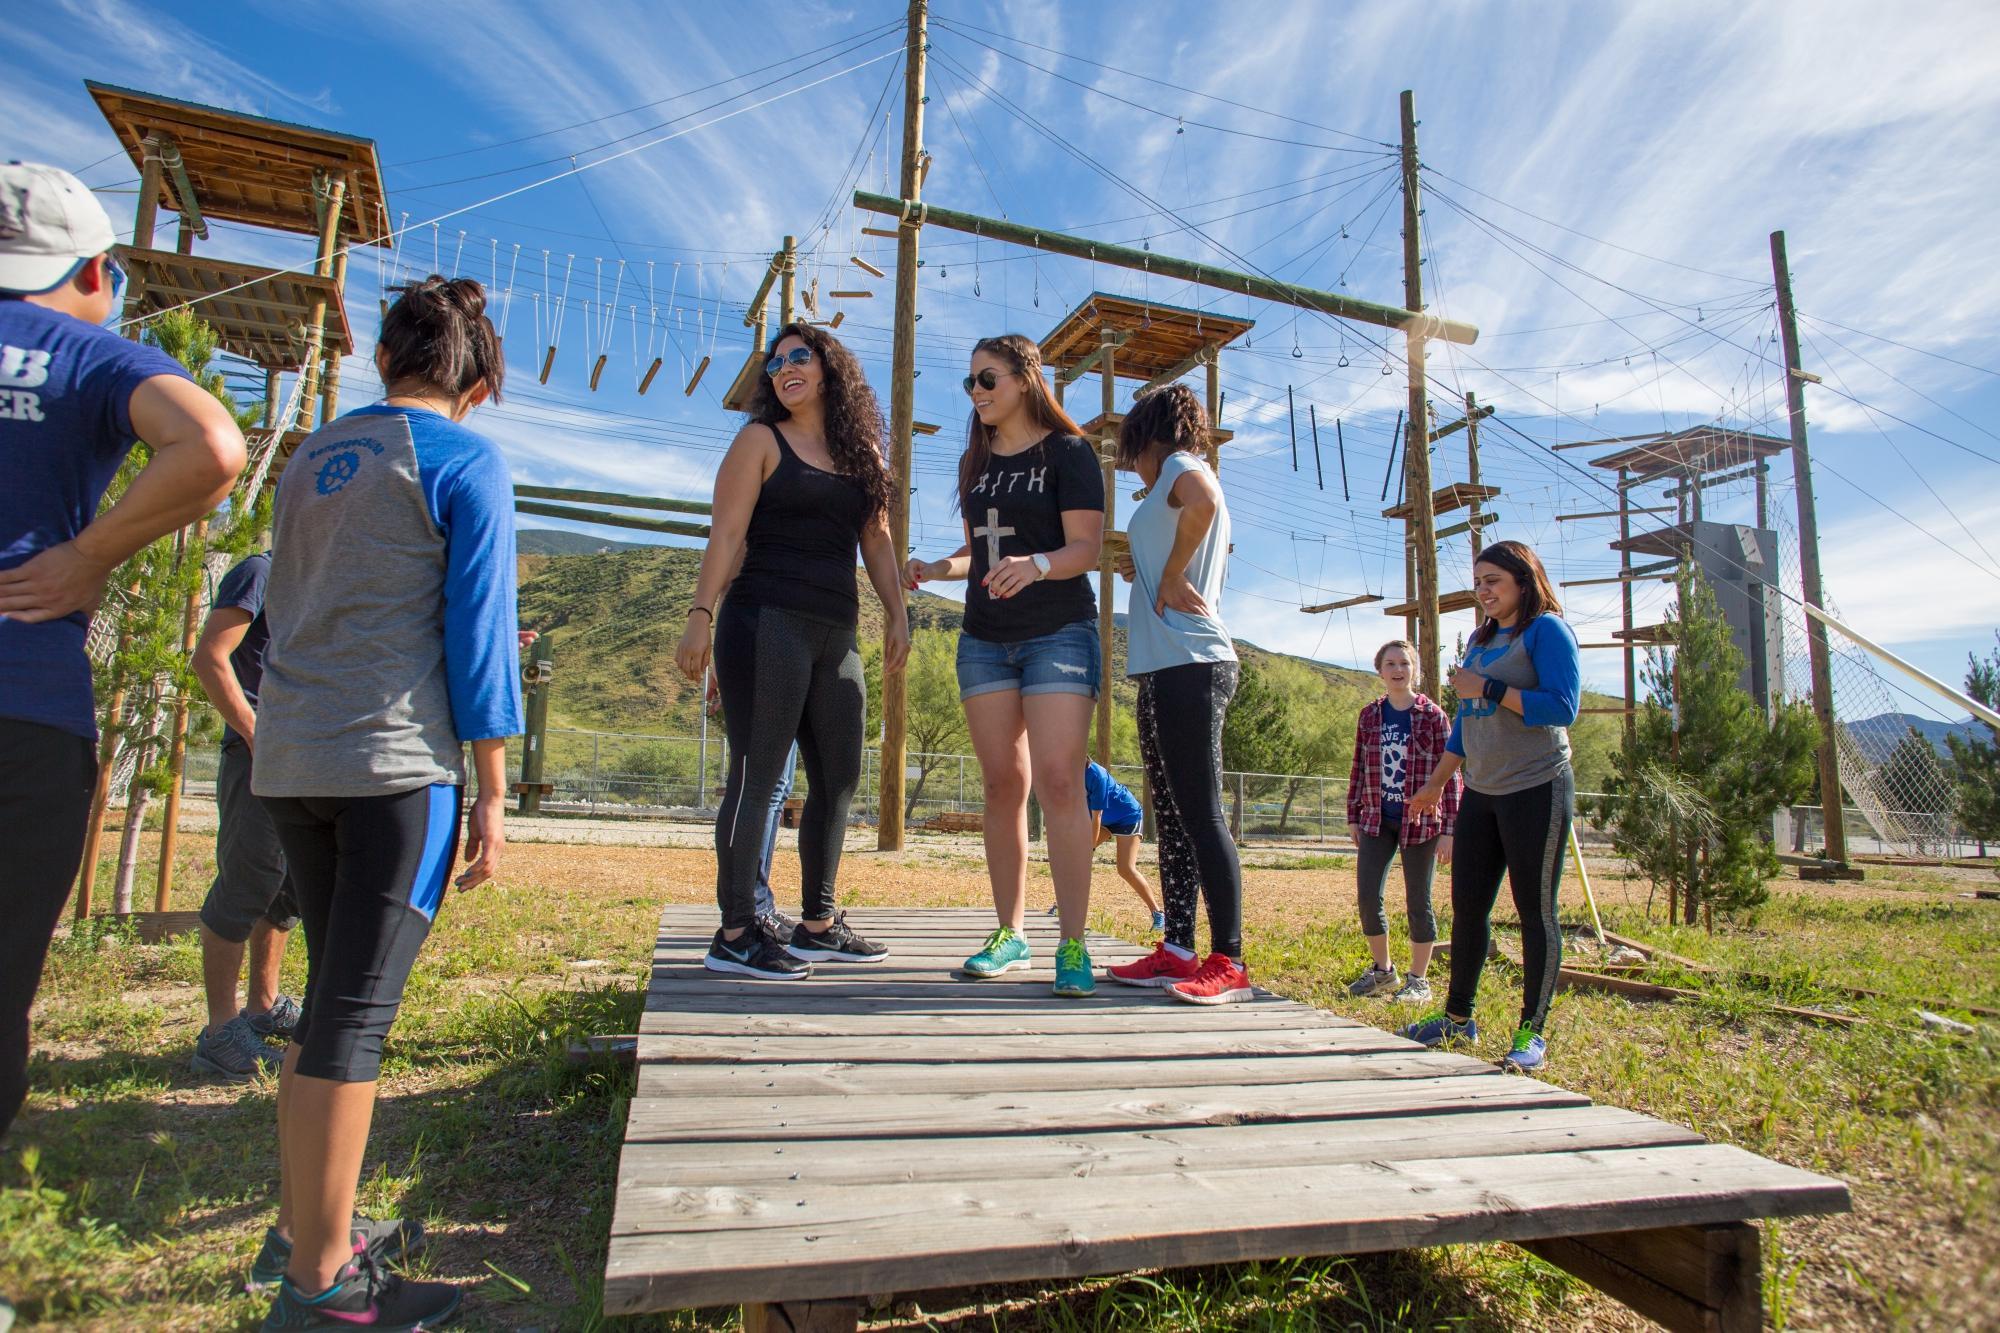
top-left (1116, 381), bottom-right (1207, 471)
top-left (1470, 539), bottom-right (1563, 644)
top-left (378, 275), bottom-right (504, 400)
top-left (744, 321), bottom-right (893, 524)
top-left (956, 333), bottom-right (1085, 512)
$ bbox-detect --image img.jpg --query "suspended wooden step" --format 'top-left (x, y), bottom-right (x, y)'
top-left (1381, 482), bottom-right (1502, 521)
top-left (912, 421), bottom-right (940, 436)
top-left (850, 256), bottom-right (885, 278)
top-left (1383, 589), bottom-right (1480, 618)
top-left (829, 310), bottom-right (845, 329)
top-left (1612, 623), bottom-right (1677, 645)
top-left (1301, 593), bottom-right (1385, 614)
top-left (539, 345), bottom-right (556, 384)
top-left (684, 355), bottom-right (711, 395)
top-left (589, 354), bottom-right (607, 391)
top-left (861, 226), bottom-right (898, 239)
top-left (638, 357), bottom-right (663, 395)
top-left (829, 290), bottom-right (874, 300)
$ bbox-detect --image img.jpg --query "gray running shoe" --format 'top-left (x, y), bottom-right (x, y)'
top-left (244, 994), bottom-right (301, 1041)
top-left (756, 910), bottom-right (800, 943)
top-left (192, 1014), bottom-right (280, 1083)
top-left (1346, 964), bottom-right (1400, 998)
top-left (1391, 975), bottom-right (1434, 1004)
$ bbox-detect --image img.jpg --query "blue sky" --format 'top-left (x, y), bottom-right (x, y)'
top-left (11, 0), bottom-right (2000, 721)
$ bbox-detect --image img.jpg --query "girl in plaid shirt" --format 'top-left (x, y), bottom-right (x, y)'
top-left (1344, 640), bottom-right (1459, 1004)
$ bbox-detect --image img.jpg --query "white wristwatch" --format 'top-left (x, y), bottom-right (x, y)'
top-left (1030, 553), bottom-right (1052, 580)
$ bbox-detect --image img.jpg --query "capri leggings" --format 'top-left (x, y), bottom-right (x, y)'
top-left (261, 784), bottom-right (461, 1082)
top-left (1354, 825), bottom-right (1438, 943)
top-left (1136, 660), bottom-right (1243, 959)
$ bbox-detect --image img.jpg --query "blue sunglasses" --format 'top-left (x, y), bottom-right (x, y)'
top-left (765, 346), bottom-right (814, 377)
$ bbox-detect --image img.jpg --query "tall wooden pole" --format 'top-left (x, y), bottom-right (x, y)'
top-left (877, 0), bottom-right (926, 851)
top-left (1771, 229), bottom-right (1847, 867)
top-left (1096, 328), bottom-right (1117, 767)
top-left (1400, 91), bottom-right (1440, 686)
top-left (1619, 466), bottom-right (1637, 748)
top-left (779, 234), bottom-right (797, 328)
top-left (295, 172), bottom-right (346, 431)
top-left (319, 247), bottom-right (350, 423)
top-left (151, 516), bottom-right (207, 912)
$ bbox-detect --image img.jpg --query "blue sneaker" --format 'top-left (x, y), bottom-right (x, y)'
top-left (1501, 1027), bottom-right (1548, 1073)
top-left (1053, 938), bottom-right (1096, 997)
top-left (962, 926), bottom-right (1031, 978)
top-left (248, 1218), bottom-right (427, 1293)
top-left (1149, 910), bottom-right (1166, 932)
top-left (1402, 1011), bottom-right (1478, 1048)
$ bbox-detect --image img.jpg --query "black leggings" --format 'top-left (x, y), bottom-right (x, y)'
top-left (713, 600), bottom-right (865, 932)
top-left (261, 784), bottom-right (462, 1082)
top-left (1136, 661), bottom-right (1243, 958)
top-left (0, 719), bottom-right (94, 1138)
top-left (1445, 768), bottom-right (1573, 1033)
top-left (1354, 825), bottom-right (1438, 944)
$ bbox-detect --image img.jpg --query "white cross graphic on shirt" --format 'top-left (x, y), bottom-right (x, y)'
top-left (973, 507), bottom-right (1015, 568)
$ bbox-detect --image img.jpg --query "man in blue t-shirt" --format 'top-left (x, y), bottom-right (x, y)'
top-left (0, 162), bottom-right (247, 1143)
top-left (1077, 760), bottom-right (1163, 930)
top-left (189, 550), bottom-right (302, 1082)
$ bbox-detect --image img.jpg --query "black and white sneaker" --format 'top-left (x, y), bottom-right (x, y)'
top-left (785, 912), bottom-right (889, 964)
top-left (705, 928), bottom-right (812, 980)
top-left (757, 909), bottom-right (801, 942)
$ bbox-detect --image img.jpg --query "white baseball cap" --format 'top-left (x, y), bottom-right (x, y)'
top-left (0, 161), bottom-right (119, 295)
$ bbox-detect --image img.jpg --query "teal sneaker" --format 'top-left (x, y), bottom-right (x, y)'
top-left (1401, 1010), bottom-right (1478, 1049)
top-left (961, 926), bottom-right (1031, 978)
top-left (1053, 937), bottom-right (1096, 997)
top-left (1501, 1026), bottom-right (1548, 1073)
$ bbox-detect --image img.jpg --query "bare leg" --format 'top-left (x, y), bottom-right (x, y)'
top-left (245, 920), bottom-right (287, 1014)
top-left (1410, 939), bottom-right (1436, 977)
top-left (198, 924), bottom-right (247, 1032)
top-left (282, 1062), bottom-right (379, 1291)
top-left (964, 692), bottom-right (1030, 931)
top-left (1114, 834), bottom-right (1159, 913)
top-left (274, 1044), bottom-right (297, 1238)
top-left (1365, 933), bottom-right (1392, 971)
top-left (1023, 693), bottom-right (1095, 941)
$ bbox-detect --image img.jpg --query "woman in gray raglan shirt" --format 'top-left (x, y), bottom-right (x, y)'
top-left (1402, 540), bottom-right (1581, 1074)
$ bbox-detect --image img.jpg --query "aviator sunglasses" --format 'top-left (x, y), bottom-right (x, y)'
top-left (962, 367), bottom-right (1008, 393)
top-left (765, 346), bottom-right (814, 377)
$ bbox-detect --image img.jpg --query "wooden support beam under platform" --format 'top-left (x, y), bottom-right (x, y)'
top-left (1383, 588), bottom-right (1478, 618)
top-left (1073, 410), bottom-right (1234, 470)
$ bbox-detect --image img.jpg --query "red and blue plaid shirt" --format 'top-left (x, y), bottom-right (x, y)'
top-left (1346, 692), bottom-right (1460, 846)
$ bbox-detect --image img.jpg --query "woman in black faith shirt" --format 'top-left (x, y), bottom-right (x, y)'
top-left (904, 334), bottom-right (1106, 996)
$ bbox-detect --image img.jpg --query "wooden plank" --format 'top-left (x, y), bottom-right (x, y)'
top-left (623, 1072), bottom-right (1589, 1142)
top-left (618, 1104), bottom-right (1705, 1189)
top-left (742, 1299), bottom-right (858, 1332)
top-left (1525, 1222), bottom-right (1761, 1333)
top-left (640, 1008), bottom-right (1382, 1038)
top-left (638, 1026), bottom-right (1408, 1064)
top-left (602, 1144), bottom-right (1847, 1312)
top-left (641, 1049), bottom-right (1496, 1099)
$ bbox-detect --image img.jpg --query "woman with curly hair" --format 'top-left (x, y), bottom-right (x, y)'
top-left (675, 323), bottom-right (909, 979)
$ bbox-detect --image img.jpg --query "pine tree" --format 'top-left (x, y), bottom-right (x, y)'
top-left (1945, 634), bottom-right (2000, 854)
top-left (1594, 568), bottom-right (1820, 920)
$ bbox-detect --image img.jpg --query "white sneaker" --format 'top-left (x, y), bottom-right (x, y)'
top-left (1346, 964), bottom-right (1400, 998)
top-left (1391, 975), bottom-right (1434, 1004)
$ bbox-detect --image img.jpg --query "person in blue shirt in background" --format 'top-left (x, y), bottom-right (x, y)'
top-left (248, 275), bottom-right (521, 1329)
top-left (0, 163), bottom-right (246, 1179)
top-left (1051, 761), bottom-right (1161, 930)
top-left (1404, 540), bottom-right (1581, 1074)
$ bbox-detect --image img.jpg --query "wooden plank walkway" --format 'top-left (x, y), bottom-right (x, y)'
top-left (606, 907), bottom-right (1849, 1329)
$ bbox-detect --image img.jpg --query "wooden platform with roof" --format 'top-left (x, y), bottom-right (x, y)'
top-left (91, 80), bottom-right (388, 442)
top-left (605, 906), bottom-right (1850, 1331)
top-left (1036, 293), bottom-right (1254, 766)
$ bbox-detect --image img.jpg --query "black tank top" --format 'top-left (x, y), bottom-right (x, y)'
top-left (730, 422), bottom-right (871, 627)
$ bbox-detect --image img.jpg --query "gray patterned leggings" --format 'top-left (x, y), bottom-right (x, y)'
top-left (1136, 661), bottom-right (1243, 958)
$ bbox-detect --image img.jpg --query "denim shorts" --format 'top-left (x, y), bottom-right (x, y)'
top-left (957, 619), bottom-right (1101, 701)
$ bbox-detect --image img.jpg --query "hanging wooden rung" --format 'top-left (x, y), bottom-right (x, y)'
top-left (684, 354), bottom-right (711, 395)
top-left (829, 290), bottom-right (873, 300)
top-left (861, 227), bottom-right (898, 239)
top-left (1300, 593), bottom-right (1385, 614)
top-left (589, 354), bottom-right (608, 391)
top-left (850, 256), bottom-right (885, 278)
top-left (829, 310), bottom-right (845, 329)
top-left (638, 357), bottom-right (663, 395)
top-left (539, 345), bottom-right (556, 385)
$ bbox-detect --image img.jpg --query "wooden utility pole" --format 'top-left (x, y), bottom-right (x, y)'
top-left (878, 0), bottom-right (927, 851)
top-left (1096, 327), bottom-right (1117, 767)
top-left (779, 234), bottom-right (797, 327)
top-left (150, 517), bottom-right (207, 911)
top-left (518, 637), bottom-right (554, 814)
top-left (1770, 229), bottom-right (1848, 868)
top-left (1618, 466), bottom-right (1637, 746)
top-left (295, 171), bottom-right (346, 431)
top-left (1400, 91), bottom-right (1441, 685)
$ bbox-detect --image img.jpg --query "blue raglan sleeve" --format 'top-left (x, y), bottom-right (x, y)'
top-left (1445, 708), bottom-right (1465, 756)
top-left (1520, 616), bottom-right (1582, 728)
top-left (436, 438), bottom-right (524, 743)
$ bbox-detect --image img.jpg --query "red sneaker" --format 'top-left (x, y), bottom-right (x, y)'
top-left (1107, 942), bottom-right (1201, 988)
top-left (1170, 953), bottom-right (1253, 1005)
